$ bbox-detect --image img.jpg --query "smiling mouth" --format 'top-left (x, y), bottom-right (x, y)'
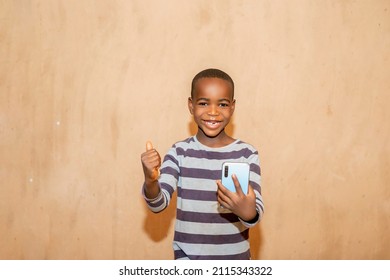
top-left (202, 119), bottom-right (222, 128)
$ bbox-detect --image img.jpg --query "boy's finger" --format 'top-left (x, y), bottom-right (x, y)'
top-left (216, 181), bottom-right (232, 205)
top-left (232, 174), bottom-right (244, 195)
top-left (146, 141), bottom-right (153, 151)
top-left (216, 180), bottom-right (228, 194)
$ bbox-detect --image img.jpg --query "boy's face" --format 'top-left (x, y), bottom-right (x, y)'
top-left (188, 77), bottom-right (235, 140)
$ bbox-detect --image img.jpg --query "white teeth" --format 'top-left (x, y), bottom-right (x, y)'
top-left (205, 121), bottom-right (219, 127)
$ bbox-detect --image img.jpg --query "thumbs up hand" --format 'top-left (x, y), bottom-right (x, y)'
top-left (141, 141), bottom-right (161, 183)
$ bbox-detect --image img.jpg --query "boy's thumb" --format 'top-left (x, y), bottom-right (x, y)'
top-left (146, 141), bottom-right (153, 151)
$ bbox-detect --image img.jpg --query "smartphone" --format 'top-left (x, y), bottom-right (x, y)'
top-left (221, 162), bottom-right (250, 194)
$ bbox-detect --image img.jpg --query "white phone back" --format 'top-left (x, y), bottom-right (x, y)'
top-left (221, 162), bottom-right (250, 194)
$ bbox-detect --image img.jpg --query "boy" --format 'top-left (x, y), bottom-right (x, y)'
top-left (141, 68), bottom-right (264, 260)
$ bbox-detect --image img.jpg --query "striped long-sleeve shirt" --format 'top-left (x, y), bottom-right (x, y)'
top-left (143, 136), bottom-right (264, 260)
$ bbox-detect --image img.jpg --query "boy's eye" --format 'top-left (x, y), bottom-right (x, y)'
top-left (198, 102), bottom-right (208, 106)
top-left (219, 103), bottom-right (229, 107)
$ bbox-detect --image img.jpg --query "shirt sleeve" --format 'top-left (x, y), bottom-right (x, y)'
top-left (240, 149), bottom-right (264, 227)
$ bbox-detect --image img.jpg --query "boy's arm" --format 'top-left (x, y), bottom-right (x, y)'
top-left (247, 152), bottom-right (264, 224)
top-left (143, 180), bottom-right (160, 199)
top-left (141, 141), bottom-right (161, 199)
top-left (141, 141), bottom-right (179, 213)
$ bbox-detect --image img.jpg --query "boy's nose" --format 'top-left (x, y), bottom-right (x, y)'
top-left (208, 105), bottom-right (219, 115)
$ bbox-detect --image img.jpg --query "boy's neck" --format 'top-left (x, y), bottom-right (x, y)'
top-left (196, 129), bottom-right (235, 148)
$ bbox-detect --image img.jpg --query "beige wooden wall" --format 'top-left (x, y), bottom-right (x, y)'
top-left (1, 0), bottom-right (389, 259)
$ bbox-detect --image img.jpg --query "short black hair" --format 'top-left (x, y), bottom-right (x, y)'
top-left (191, 68), bottom-right (234, 99)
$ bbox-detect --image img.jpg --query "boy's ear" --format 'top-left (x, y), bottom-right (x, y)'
top-left (188, 97), bottom-right (194, 115)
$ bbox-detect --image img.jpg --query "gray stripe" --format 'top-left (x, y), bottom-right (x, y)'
top-left (176, 209), bottom-right (240, 223)
top-left (160, 166), bottom-right (178, 177)
top-left (177, 147), bottom-right (256, 160)
top-left (174, 249), bottom-right (250, 260)
top-left (163, 153), bottom-right (179, 166)
top-left (178, 188), bottom-right (217, 201)
top-left (174, 230), bottom-right (248, 245)
top-left (180, 167), bottom-right (220, 180)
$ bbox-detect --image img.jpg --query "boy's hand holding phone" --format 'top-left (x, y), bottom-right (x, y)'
top-left (141, 141), bottom-right (161, 199)
top-left (216, 175), bottom-right (257, 222)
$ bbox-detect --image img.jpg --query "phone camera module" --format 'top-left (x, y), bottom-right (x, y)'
top-left (224, 165), bottom-right (229, 177)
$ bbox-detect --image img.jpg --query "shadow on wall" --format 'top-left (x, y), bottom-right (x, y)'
top-left (142, 192), bottom-right (177, 243)
top-left (250, 224), bottom-right (264, 260)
